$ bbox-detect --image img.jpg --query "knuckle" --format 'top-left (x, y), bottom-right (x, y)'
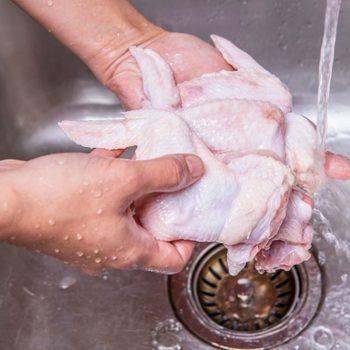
top-left (166, 157), bottom-right (186, 188)
top-left (115, 162), bottom-right (142, 195)
top-left (125, 167), bottom-right (142, 192)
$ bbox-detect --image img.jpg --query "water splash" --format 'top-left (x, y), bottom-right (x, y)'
top-left (151, 319), bottom-right (183, 350)
top-left (313, 326), bottom-right (335, 349)
top-left (58, 276), bottom-right (77, 290)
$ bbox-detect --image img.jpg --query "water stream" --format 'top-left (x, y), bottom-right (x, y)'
top-left (316, 0), bottom-right (342, 158)
top-left (287, 2), bottom-right (350, 348)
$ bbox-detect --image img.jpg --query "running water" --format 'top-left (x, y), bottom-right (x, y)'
top-left (316, 0), bottom-right (342, 158)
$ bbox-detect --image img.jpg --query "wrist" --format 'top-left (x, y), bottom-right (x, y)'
top-left (86, 19), bottom-right (166, 88)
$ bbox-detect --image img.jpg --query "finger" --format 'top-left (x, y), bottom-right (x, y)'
top-left (325, 152), bottom-right (350, 180)
top-left (0, 159), bottom-right (25, 170)
top-left (123, 154), bottom-right (205, 201)
top-left (108, 62), bottom-right (147, 110)
top-left (144, 239), bottom-right (196, 274)
top-left (90, 148), bottom-right (125, 158)
top-left (129, 45), bottom-right (180, 109)
top-left (302, 194), bottom-right (314, 207)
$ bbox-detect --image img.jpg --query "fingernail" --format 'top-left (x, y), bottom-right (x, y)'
top-left (185, 155), bottom-right (205, 179)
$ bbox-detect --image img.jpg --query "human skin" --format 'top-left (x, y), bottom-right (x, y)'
top-left (0, 150), bottom-right (204, 275)
top-left (3, 0), bottom-right (350, 275)
top-left (12, 0), bottom-right (232, 109)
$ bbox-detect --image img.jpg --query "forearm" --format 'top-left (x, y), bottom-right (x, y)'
top-left (12, 0), bottom-right (162, 81)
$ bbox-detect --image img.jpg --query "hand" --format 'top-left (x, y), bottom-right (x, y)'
top-left (13, 0), bottom-right (230, 110)
top-left (0, 150), bottom-right (204, 275)
top-left (97, 30), bottom-right (232, 109)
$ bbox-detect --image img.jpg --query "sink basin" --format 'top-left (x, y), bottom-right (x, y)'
top-left (1, 0), bottom-right (350, 349)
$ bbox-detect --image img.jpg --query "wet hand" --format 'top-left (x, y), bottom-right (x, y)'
top-left (0, 150), bottom-right (204, 275)
top-left (96, 30), bottom-right (232, 110)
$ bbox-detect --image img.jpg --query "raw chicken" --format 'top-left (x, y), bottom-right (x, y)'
top-left (179, 35), bottom-right (293, 114)
top-left (60, 35), bottom-right (319, 275)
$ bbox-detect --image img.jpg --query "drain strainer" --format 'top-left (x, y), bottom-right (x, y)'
top-left (196, 248), bottom-right (298, 332)
top-left (169, 244), bottom-right (322, 349)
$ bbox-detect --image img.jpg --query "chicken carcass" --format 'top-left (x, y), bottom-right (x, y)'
top-left (60, 35), bottom-right (319, 275)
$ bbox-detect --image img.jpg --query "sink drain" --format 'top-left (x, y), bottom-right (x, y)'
top-left (196, 247), bottom-right (298, 332)
top-left (169, 244), bottom-right (322, 349)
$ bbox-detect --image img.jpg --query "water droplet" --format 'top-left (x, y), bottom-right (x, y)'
top-left (341, 274), bottom-right (348, 283)
top-left (92, 190), bottom-right (102, 198)
top-left (10, 236), bottom-right (16, 241)
top-left (59, 276), bottom-right (76, 290)
top-left (96, 208), bottom-right (103, 215)
top-left (111, 255), bottom-right (117, 261)
top-left (102, 271), bottom-right (109, 280)
top-left (2, 201), bottom-right (8, 211)
top-left (152, 319), bottom-right (183, 350)
top-left (95, 257), bottom-right (102, 264)
top-left (76, 233), bottom-right (83, 241)
top-left (57, 159), bottom-right (65, 165)
top-left (313, 326), bottom-right (334, 349)
top-left (47, 0), bottom-right (54, 6)
top-left (82, 181), bottom-right (89, 186)
top-left (76, 251), bottom-right (84, 257)
top-left (78, 189), bottom-right (84, 194)
top-left (54, 248), bottom-right (60, 254)
top-left (94, 249), bottom-right (99, 255)
top-left (318, 251), bottom-right (326, 265)
top-left (48, 219), bottom-right (55, 226)
top-left (63, 235), bottom-right (69, 241)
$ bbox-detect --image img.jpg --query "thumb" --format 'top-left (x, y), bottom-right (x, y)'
top-left (123, 154), bottom-right (205, 203)
top-left (108, 60), bottom-right (146, 110)
top-left (144, 239), bottom-right (196, 274)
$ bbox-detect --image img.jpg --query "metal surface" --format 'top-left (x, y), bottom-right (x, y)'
top-left (169, 244), bottom-right (321, 349)
top-left (1, 0), bottom-right (350, 349)
top-left (194, 245), bottom-right (298, 331)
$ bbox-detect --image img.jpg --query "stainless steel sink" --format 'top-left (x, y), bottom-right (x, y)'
top-left (1, 0), bottom-right (350, 349)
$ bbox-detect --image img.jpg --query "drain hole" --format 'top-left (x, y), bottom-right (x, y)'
top-left (218, 257), bottom-right (228, 274)
top-left (196, 247), bottom-right (296, 332)
top-left (169, 243), bottom-right (322, 349)
top-left (202, 277), bottom-right (218, 289)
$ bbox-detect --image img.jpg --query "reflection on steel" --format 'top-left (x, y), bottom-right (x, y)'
top-left (169, 244), bottom-right (322, 349)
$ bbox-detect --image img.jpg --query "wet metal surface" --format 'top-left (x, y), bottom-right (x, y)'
top-left (194, 245), bottom-right (297, 332)
top-left (169, 244), bottom-right (321, 349)
top-left (1, 0), bottom-right (350, 349)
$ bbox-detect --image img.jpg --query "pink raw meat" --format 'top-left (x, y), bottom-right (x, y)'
top-left (59, 35), bottom-right (319, 275)
top-left (179, 35), bottom-right (292, 114)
